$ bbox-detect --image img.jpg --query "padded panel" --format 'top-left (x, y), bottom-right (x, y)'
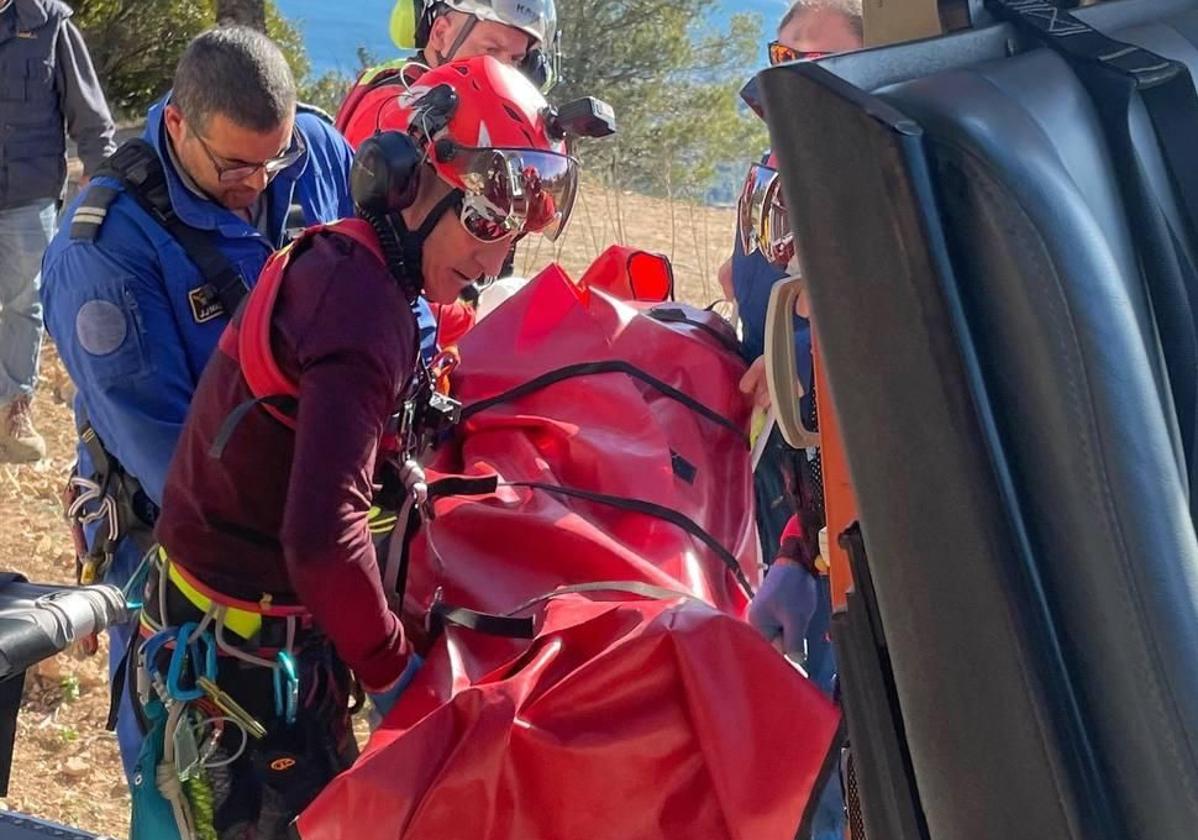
top-left (762, 2), bottom-right (1198, 833)
top-left (876, 41), bottom-right (1198, 837)
top-left (760, 67), bottom-right (1096, 840)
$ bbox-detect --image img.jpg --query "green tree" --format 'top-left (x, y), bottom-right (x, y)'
top-left (70, 0), bottom-right (346, 118)
top-left (555, 0), bottom-right (769, 202)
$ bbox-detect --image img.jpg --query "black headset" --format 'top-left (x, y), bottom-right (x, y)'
top-left (350, 85), bottom-right (462, 300)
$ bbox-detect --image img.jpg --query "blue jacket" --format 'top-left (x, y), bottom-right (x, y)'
top-left (729, 231), bottom-right (814, 421)
top-left (41, 98), bottom-right (370, 583)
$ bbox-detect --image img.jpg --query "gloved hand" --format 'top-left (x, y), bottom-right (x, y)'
top-left (748, 558), bottom-right (818, 661)
top-left (368, 653), bottom-right (424, 724)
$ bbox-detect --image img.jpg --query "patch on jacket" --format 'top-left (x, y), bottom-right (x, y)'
top-left (188, 286), bottom-right (225, 324)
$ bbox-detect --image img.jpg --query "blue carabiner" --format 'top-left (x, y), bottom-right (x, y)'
top-left (165, 623), bottom-right (217, 702)
top-left (140, 626), bottom-right (176, 682)
top-left (273, 650), bottom-right (299, 726)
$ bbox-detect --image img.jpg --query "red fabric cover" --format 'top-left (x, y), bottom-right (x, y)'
top-left (407, 264), bottom-right (759, 616)
top-left (580, 243), bottom-right (674, 302)
top-left (296, 262), bottom-right (840, 839)
top-left (297, 595), bottom-right (841, 840)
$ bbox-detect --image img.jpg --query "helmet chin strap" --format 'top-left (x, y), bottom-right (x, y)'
top-left (433, 14), bottom-right (478, 66)
top-left (392, 189), bottom-right (464, 291)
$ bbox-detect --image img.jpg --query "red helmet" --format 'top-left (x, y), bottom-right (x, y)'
top-left (376, 55), bottom-right (578, 242)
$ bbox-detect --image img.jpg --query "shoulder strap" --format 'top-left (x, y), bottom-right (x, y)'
top-left (237, 218), bottom-right (388, 404)
top-left (72, 138), bottom-right (248, 320)
top-left (211, 219), bottom-right (392, 454)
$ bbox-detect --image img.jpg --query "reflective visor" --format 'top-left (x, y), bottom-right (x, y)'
top-left (446, 146), bottom-right (579, 241)
top-left (737, 163), bottom-right (794, 269)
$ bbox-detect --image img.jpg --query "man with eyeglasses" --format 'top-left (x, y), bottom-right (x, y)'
top-left (39, 25), bottom-right (354, 786)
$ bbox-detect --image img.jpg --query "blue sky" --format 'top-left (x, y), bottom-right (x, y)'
top-left (277, 0), bottom-right (792, 75)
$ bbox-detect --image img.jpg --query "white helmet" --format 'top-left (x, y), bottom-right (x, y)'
top-left (410, 0), bottom-right (560, 90)
top-left (436, 0), bottom-right (557, 49)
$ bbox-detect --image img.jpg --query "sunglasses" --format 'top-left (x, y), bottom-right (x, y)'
top-left (194, 129), bottom-right (307, 184)
top-left (768, 41), bottom-right (829, 66)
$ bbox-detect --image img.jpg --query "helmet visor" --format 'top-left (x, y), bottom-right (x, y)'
top-left (737, 162), bottom-right (794, 269)
top-left (450, 146), bottom-right (578, 241)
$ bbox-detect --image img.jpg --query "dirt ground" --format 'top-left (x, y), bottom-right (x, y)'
top-left (0, 188), bottom-right (735, 837)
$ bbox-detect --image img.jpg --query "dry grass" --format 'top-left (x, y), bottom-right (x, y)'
top-left (0, 187), bottom-right (735, 837)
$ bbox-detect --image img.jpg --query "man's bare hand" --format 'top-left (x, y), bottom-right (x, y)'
top-left (739, 355), bottom-right (772, 410)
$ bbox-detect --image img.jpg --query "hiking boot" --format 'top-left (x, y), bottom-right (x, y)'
top-left (0, 395), bottom-right (46, 464)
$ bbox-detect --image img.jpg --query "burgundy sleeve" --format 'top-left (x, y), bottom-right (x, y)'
top-left (279, 236), bottom-right (415, 690)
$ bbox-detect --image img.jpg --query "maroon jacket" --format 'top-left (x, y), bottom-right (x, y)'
top-left (157, 230), bottom-right (415, 690)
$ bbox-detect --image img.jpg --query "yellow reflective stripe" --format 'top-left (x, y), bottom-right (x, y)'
top-left (359, 56), bottom-right (413, 87)
top-left (165, 557), bottom-right (262, 640)
top-left (368, 505), bottom-right (398, 534)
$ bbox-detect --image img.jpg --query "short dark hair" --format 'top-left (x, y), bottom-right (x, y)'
top-left (779, 0), bottom-right (864, 39)
top-left (172, 26), bottom-right (296, 133)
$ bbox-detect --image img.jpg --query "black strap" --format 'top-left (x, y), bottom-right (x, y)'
top-left (510, 481), bottom-right (755, 597)
top-left (427, 475), bottom-right (756, 598)
top-left (427, 474), bottom-right (500, 498)
top-left (72, 409), bottom-right (158, 582)
top-left (794, 719), bottom-right (849, 840)
top-left (105, 624), bottom-right (142, 733)
top-left (460, 360), bottom-right (748, 446)
top-left (648, 307), bottom-right (743, 356)
top-left (429, 601), bottom-right (536, 639)
top-left (209, 394), bottom-right (299, 459)
top-left (87, 139), bottom-right (248, 318)
top-left (987, 0), bottom-right (1198, 518)
top-left (430, 581), bottom-right (707, 641)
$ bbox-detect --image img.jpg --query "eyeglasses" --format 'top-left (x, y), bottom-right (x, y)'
top-left (768, 41), bottom-right (829, 66)
top-left (193, 129), bottom-right (307, 184)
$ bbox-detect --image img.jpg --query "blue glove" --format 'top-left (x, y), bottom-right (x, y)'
top-left (748, 561), bottom-right (818, 661)
top-left (368, 653), bottom-right (424, 724)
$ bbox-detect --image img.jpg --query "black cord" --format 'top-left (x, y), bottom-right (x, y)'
top-left (360, 210), bottom-right (420, 302)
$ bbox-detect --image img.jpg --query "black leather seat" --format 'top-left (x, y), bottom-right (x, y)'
top-left (760, 1), bottom-right (1198, 837)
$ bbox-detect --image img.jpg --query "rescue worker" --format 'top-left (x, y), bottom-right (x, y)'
top-left (0, 0), bottom-right (114, 463)
top-left (336, 0), bottom-right (559, 145)
top-left (137, 55), bottom-right (581, 838)
top-left (337, 0), bottom-right (561, 348)
top-left (39, 26), bottom-right (355, 784)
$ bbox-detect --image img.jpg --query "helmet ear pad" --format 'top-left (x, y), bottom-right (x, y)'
top-left (351, 131), bottom-right (423, 217)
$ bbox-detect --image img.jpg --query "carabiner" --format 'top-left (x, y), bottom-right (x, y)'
top-left (165, 623), bottom-right (217, 702)
top-left (273, 650), bottom-right (299, 726)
